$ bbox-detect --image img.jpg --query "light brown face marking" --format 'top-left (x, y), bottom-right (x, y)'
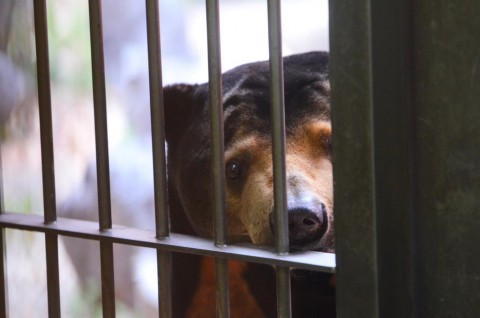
top-left (224, 120), bottom-right (334, 251)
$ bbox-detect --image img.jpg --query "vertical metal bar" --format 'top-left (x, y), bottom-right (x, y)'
top-left (267, 0), bottom-right (288, 255)
top-left (145, 0), bottom-right (172, 316)
top-left (99, 241), bottom-right (115, 317)
top-left (370, 1), bottom-right (416, 317)
top-left (206, 0), bottom-right (226, 247)
top-left (413, 1), bottom-right (480, 317)
top-left (0, 143), bottom-right (8, 318)
top-left (267, 1), bottom-right (291, 317)
top-left (145, 0), bottom-right (169, 239)
top-left (45, 234), bottom-right (61, 318)
top-left (329, 0), bottom-right (379, 317)
top-left (0, 229), bottom-right (7, 318)
top-left (88, 0), bottom-right (112, 231)
top-left (206, 1), bottom-right (230, 317)
top-left (33, 1), bottom-right (61, 317)
top-left (157, 250), bottom-right (172, 318)
top-left (88, 1), bottom-right (115, 317)
top-left (34, 0), bottom-right (56, 225)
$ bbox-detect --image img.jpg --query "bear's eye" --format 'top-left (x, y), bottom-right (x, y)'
top-left (226, 161), bottom-right (242, 180)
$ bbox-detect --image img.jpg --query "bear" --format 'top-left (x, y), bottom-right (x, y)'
top-left (164, 51), bottom-right (335, 317)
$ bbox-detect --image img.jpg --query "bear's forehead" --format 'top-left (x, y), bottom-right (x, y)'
top-left (221, 79), bottom-right (330, 148)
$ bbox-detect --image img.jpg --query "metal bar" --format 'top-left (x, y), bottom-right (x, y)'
top-left (329, 0), bottom-right (379, 317)
top-left (45, 234), bottom-right (61, 318)
top-left (88, 0), bottom-right (112, 231)
top-left (267, 0), bottom-right (288, 256)
top-left (145, 1), bottom-right (173, 316)
top-left (145, 0), bottom-right (169, 239)
top-left (33, 1), bottom-right (62, 317)
top-left (100, 241), bottom-right (115, 318)
top-left (0, 213), bottom-right (336, 272)
top-left (0, 137), bottom-right (8, 317)
top-left (157, 250), bottom-right (172, 318)
top-left (33, 0), bottom-right (56, 225)
top-left (413, 1), bottom-right (480, 316)
top-left (215, 258), bottom-right (229, 318)
top-left (275, 266), bottom-right (291, 318)
top-left (267, 1), bottom-right (291, 317)
top-left (88, 1), bottom-right (115, 316)
top-left (206, 1), bottom-right (230, 317)
top-left (0, 229), bottom-right (7, 318)
top-left (206, 0), bottom-right (227, 248)
top-left (370, 1), bottom-right (416, 317)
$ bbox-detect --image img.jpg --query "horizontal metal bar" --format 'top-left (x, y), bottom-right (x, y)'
top-left (0, 213), bottom-right (335, 272)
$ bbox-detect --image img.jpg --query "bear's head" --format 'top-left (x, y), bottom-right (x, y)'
top-left (164, 51), bottom-right (333, 252)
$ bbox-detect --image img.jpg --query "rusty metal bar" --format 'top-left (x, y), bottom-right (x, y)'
top-left (33, 1), bottom-right (62, 317)
top-left (88, 1), bottom-right (115, 316)
top-left (0, 213), bottom-right (336, 272)
top-left (206, 0), bottom-right (230, 317)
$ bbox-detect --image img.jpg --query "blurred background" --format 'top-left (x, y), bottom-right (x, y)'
top-left (0, 0), bottom-right (329, 316)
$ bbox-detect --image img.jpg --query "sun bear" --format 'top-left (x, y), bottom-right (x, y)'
top-left (164, 51), bottom-right (335, 317)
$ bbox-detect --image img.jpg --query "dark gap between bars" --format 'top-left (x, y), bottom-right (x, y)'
top-left (145, 0), bottom-right (173, 316)
top-left (33, 0), bottom-right (61, 317)
top-left (88, 1), bottom-right (116, 317)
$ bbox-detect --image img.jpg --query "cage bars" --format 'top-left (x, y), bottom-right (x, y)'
top-left (0, 1), bottom-right (340, 317)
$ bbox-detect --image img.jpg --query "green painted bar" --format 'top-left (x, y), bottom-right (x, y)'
top-left (331, 0), bottom-right (480, 316)
top-left (370, 1), bottom-right (417, 317)
top-left (413, 1), bottom-right (480, 316)
top-left (329, 0), bottom-right (379, 317)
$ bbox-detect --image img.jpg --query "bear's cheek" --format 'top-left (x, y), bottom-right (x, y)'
top-left (240, 173), bottom-right (275, 245)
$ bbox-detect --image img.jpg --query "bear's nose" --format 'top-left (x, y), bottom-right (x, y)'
top-left (269, 204), bottom-right (328, 251)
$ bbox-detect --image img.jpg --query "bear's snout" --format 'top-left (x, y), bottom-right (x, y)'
top-left (268, 204), bottom-right (328, 251)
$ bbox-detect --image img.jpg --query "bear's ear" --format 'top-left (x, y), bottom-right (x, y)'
top-left (163, 83), bottom-right (199, 144)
